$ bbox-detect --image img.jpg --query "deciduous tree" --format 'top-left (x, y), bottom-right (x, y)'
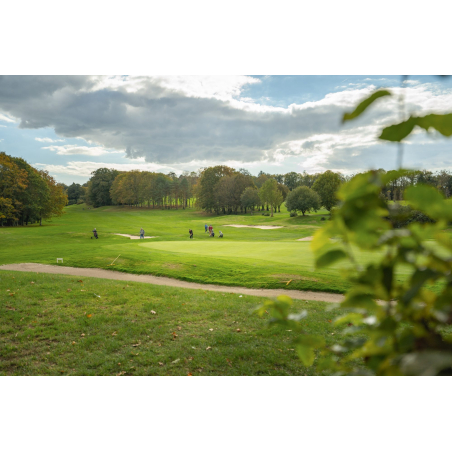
top-left (285, 185), bottom-right (321, 215)
top-left (312, 170), bottom-right (342, 211)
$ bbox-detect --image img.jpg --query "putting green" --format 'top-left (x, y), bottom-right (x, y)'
top-left (140, 240), bottom-right (381, 270)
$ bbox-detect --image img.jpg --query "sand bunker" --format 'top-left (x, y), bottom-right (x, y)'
top-left (297, 236), bottom-right (313, 241)
top-left (224, 224), bottom-right (283, 229)
top-left (114, 234), bottom-right (157, 240)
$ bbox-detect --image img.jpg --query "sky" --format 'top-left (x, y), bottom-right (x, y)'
top-left (1, 75), bottom-right (452, 185)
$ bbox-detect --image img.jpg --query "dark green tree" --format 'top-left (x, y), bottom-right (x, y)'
top-left (240, 187), bottom-right (260, 214)
top-left (67, 183), bottom-right (84, 204)
top-left (197, 165), bottom-right (234, 213)
top-left (312, 170), bottom-right (342, 211)
top-left (285, 185), bottom-right (321, 216)
top-left (87, 168), bottom-right (120, 207)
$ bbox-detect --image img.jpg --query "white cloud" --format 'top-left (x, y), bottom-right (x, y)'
top-left (0, 113), bottom-right (16, 123)
top-left (89, 75), bottom-right (261, 101)
top-left (41, 144), bottom-right (124, 156)
top-left (35, 137), bottom-right (65, 143)
top-left (2, 76), bottom-right (452, 173)
top-left (35, 160), bottom-right (174, 177)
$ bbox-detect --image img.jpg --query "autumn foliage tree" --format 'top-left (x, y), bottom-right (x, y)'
top-left (0, 152), bottom-right (66, 226)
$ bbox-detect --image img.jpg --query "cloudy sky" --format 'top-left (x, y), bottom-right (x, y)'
top-left (1, 75), bottom-right (452, 184)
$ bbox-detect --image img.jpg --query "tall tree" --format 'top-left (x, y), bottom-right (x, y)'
top-left (197, 165), bottom-right (234, 213)
top-left (67, 183), bottom-right (84, 204)
top-left (240, 187), bottom-right (260, 214)
top-left (0, 152), bottom-right (28, 226)
top-left (276, 183), bottom-right (289, 212)
top-left (179, 177), bottom-right (190, 208)
top-left (12, 156), bottom-right (50, 225)
top-left (87, 168), bottom-right (120, 207)
top-left (258, 179), bottom-right (281, 217)
top-left (283, 172), bottom-right (302, 190)
top-left (38, 170), bottom-right (68, 224)
top-left (285, 186), bottom-right (321, 216)
top-left (312, 170), bottom-right (342, 211)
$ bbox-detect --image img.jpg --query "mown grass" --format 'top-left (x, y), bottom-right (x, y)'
top-left (0, 203), bottom-right (350, 293)
top-left (0, 271), bottom-right (352, 376)
top-left (0, 203), bottom-right (444, 294)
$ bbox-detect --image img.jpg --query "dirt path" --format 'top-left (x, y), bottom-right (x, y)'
top-left (0, 263), bottom-right (344, 303)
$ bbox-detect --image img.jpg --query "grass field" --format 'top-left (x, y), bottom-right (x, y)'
top-left (0, 203), bottom-right (373, 293)
top-left (0, 270), bottom-right (352, 376)
top-left (2, 203), bottom-right (446, 376)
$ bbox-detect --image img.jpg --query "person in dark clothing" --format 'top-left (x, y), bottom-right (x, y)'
top-left (92, 228), bottom-right (98, 239)
top-left (205, 223), bottom-right (208, 233)
top-left (189, 229), bottom-right (194, 239)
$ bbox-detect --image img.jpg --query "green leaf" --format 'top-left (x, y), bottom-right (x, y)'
top-left (295, 344), bottom-right (315, 366)
top-left (276, 295), bottom-right (293, 305)
top-left (342, 90), bottom-right (391, 122)
top-left (417, 113), bottom-right (452, 137)
top-left (342, 292), bottom-right (378, 311)
top-left (316, 249), bottom-right (348, 269)
top-left (379, 113), bottom-right (452, 142)
top-left (405, 185), bottom-right (452, 220)
top-left (379, 117), bottom-right (418, 142)
top-left (294, 334), bottom-right (326, 349)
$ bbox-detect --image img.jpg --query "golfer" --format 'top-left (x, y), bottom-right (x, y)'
top-left (219, 231), bottom-right (223, 238)
top-left (189, 228), bottom-right (194, 239)
top-left (92, 228), bottom-right (98, 239)
top-left (205, 223), bottom-right (208, 233)
top-left (140, 228), bottom-right (145, 239)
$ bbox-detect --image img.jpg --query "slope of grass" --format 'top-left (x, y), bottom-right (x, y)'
top-left (0, 203), bottom-right (424, 293)
top-left (0, 271), bottom-right (352, 376)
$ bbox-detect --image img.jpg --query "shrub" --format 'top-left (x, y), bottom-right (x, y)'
top-left (289, 211), bottom-right (298, 217)
top-left (386, 203), bottom-right (434, 228)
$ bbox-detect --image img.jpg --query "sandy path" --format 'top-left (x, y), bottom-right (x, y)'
top-left (297, 236), bottom-right (313, 241)
top-left (0, 263), bottom-right (344, 303)
top-left (224, 225), bottom-right (283, 229)
top-left (114, 234), bottom-right (157, 239)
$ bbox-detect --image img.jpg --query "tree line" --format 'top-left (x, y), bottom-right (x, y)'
top-left (0, 152), bottom-right (67, 226)
top-left (84, 168), bottom-right (199, 209)
top-left (7, 158), bottom-right (450, 224)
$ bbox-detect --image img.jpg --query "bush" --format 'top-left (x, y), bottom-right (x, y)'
top-left (320, 217), bottom-right (326, 221)
top-left (387, 203), bottom-right (434, 228)
top-left (262, 212), bottom-right (270, 216)
top-left (289, 211), bottom-right (298, 217)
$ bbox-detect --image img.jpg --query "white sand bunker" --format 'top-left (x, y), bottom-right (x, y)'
top-left (297, 236), bottom-right (313, 241)
top-left (224, 224), bottom-right (283, 229)
top-left (114, 234), bottom-right (158, 240)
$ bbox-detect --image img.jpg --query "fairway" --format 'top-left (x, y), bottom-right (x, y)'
top-left (0, 203), bottom-right (426, 294)
top-left (141, 240), bottom-right (313, 265)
